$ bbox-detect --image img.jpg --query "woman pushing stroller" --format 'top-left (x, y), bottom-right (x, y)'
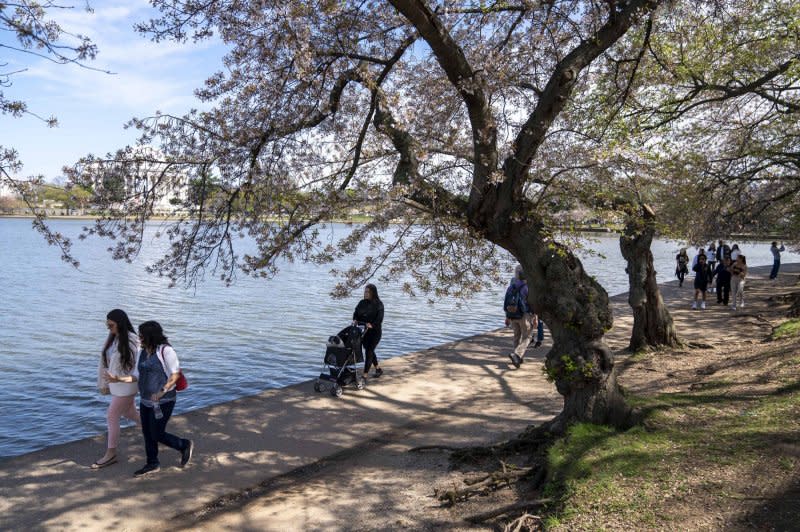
top-left (353, 284), bottom-right (384, 380)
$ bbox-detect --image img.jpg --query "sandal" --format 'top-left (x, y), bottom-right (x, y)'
top-left (91, 456), bottom-right (118, 469)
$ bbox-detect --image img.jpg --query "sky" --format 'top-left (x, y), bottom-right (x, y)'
top-left (1, 1), bottom-right (228, 182)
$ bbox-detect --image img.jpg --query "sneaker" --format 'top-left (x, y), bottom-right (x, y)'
top-left (691, 302), bottom-right (697, 310)
top-left (534, 341), bottom-right (542, 348)
top-left (180, 440), bottom-right (194, 468)
top-left (374, 367), bottom-right (384, 378)
top-left (508, 353), bottom-right (521, 369)
top-left (134, 463), bottom-right (160, 477)
top-left (701, 301), bottom-right (706, 309)
top-left (731, 306), bottom-right (737, 311)
top-left (740, 302), bottom-right (745, 308)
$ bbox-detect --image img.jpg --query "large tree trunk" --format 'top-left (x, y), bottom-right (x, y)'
top-left (619, 209), bottom-right (680, 351)
top-left (504, 224), bottom-right (632, 433)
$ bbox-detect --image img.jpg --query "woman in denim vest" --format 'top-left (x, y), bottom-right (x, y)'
top-left (134, 320), bottom-right (193, 476)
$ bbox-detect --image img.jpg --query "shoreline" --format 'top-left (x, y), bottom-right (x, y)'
top-left (4, 215), bottom-right (792, 239)
top-left (1, 262), bottom-right (796, 463)
top-left (1, 263), bottom-right (798, 531)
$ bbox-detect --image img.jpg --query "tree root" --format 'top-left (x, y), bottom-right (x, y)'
top-left (435, 464), bottom-right (541, 506)
top-left (687, 341), bottom-right (714, 349)
top-left (465, 498), bottom-right (551, 524)
top-left (503, 511), bottom-right (545, 532)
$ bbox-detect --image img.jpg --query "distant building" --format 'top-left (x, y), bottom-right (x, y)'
top-left (78, 146), bottom-right (189, 215)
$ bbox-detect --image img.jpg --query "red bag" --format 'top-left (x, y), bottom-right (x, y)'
top-left (157, 346), bottom-right (189, 392)
top-left (175, 370), bottom-right (189, 391)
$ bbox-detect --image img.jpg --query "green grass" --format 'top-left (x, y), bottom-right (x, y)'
top-left (540, 380), bottom-right (800, 530)
top-left (772, 318), bottom-right (800, 340)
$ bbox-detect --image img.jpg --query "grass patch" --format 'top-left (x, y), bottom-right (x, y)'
top-left (772, 318), bottom-right (800, 340)
top-left (540, 381), bottom-right (800, 530)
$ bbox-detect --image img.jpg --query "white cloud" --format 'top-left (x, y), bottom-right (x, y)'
top-left (1, 0), bottom-right (229, 179)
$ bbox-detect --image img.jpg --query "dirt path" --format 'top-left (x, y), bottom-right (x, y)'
top-left (178, 264), bottom-right (800, 532)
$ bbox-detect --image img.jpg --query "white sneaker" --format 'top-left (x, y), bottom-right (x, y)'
top-left (740, 302), bottom-right (745, 308)
top-left (701, 301), bottom-right (706, 309)
top-left (691, 302), bottom-right (697, 310)
top-left (731, 306), bottom-right (737, 311)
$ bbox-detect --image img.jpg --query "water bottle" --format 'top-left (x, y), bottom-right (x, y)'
top-left (153, 402), bottom-right (163, 420)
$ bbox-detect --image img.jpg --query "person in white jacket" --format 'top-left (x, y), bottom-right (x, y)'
top-left (93, 309), bottom-right (140, 469)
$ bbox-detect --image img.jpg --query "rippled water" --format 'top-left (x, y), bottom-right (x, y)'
top-left (0, 218), bottom-right (795, 458)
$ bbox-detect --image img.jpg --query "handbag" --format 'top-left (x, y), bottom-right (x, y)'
top-left (156, 345), bottom-right (189, 392)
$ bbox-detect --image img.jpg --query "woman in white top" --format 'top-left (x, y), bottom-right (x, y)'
top-left (93, 309), bottom-right (140, 469)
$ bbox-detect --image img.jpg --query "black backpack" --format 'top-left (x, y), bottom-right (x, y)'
top-left (504, 284), bottom-right (526, 319)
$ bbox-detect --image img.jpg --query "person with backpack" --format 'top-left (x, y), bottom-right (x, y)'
top-left (133, 320), bottom-right (193, 477)
top-left (504, 265), bottom-right (537, 369)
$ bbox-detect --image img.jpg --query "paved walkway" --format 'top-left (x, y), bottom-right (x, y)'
top-left (1, 263), bottom-right (795, 531)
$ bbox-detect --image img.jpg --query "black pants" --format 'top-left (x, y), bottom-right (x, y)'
top-left (716, 279), bottom-right (730, 304)
top-left (140, 401), bottom-right (188, 466)
top-left (676, 268), bottom-right (687, 285)
top-left (362, 328), bottom-right (382, 373)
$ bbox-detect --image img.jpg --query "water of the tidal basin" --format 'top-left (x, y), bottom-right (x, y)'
top-left (1, 217), bottom-right (796, 458)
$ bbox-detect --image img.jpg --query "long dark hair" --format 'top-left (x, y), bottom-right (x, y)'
top-left (103, 309), bottom-right (136, 372)
top-left (138, 320), bottom-right (170, 353)
top-left (365, 283), bottom-right (381, 302)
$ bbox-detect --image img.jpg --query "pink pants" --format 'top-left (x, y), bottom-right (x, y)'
top-left (107, 395), bottom-right (140, 449)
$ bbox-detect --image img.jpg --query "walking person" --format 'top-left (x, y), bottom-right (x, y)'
top-left (730, 244), bottom-right (741, 261)
top-left (675, 248), bottom-right (690, 287)
top-left (134, 320), bottom-right (193, 476)
top-left (718, 240), bottom-right (731, 261)
top-left (93, 309), bottom-right (140, 469)
top-left (714, 257), bottom-right (732, 306)
top-left (691, 254), bottom-right (711, 310)
top-left (504, 265), bottom-right (536, 368)
top-left (706, 243), bottom-right (717, 293)
top-left (769, 241), bottom-right (786, 280)
top-left (530, 318), bottom-right (545, 348)
top-left (730, 255), bottom-right (748, 310)
top-left (354, 283), bottom-right (384, 379)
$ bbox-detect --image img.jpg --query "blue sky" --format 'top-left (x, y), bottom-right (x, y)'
top-left (1, 1), bottom-right (227, 181)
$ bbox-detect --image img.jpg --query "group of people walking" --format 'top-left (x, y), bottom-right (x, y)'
top-left (95, 286), bottom-right (385, 475)
top-left (95, 309), bottom-right (193, 476)
top-left (676, 240), bottom-right (785, 311)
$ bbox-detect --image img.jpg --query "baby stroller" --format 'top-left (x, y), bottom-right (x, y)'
top-left (314, 324), bottom-right (366, 397)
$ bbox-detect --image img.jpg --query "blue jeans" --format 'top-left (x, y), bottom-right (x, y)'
top-left (140, 401), bottom-right (188, 465)
top-left (770, 259), bottom-right (780, 279)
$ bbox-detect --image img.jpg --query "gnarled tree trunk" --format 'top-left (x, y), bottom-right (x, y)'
top-left (619, 208), bottom-right (680, 351)
top-left (503, 224), bottom-right (632, 433)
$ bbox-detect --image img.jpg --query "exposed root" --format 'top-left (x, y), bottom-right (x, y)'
top-left (466, 499), bottom-right (551, 524)
top-left (435, 465), bottom-right (539, 505)
top-left (687, 341), bottom-right (714, 349)
top-left (504, 512), bottom-right (545, 531)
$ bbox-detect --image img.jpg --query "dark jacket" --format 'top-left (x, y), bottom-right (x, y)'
top-left (693, 262), bottom-right (711, 288)
top-left (353, 298), bottom-right (384, 331)
top-left (714, 263), bottom-right (731, 284)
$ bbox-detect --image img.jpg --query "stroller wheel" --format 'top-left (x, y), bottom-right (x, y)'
top-left (331, 384), bottom-right (343, 398)
top-left (356, 377), bottom-right (366, 390)
top-left (313, 381), bottom-right (322, 393)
